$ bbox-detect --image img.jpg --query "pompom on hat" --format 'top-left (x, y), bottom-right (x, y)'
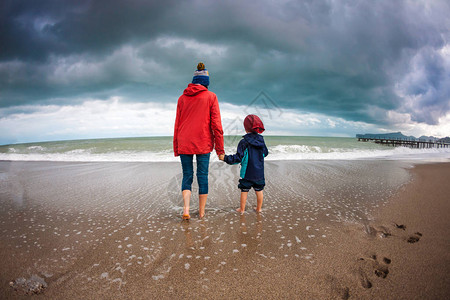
top-left (244, 114), bottom-right (265, 134)
top-left (192, 62), bottom-right (210, 87)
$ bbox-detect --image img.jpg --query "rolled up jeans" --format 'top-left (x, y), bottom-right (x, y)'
top-left (180, 153), bottom-right (210, 194)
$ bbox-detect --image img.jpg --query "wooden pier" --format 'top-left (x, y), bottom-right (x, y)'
top-left (357, 137), bottom-right (450, 148)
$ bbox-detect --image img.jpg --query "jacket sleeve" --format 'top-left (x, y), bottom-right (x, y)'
top-left (173, 98), bottom-right (182, 157)
top-left (224, 140), bottom-right (246, 165)
top-left (263, 142), bottom-right (269, 157)
top-left (210, 94), bottom-right (225, 155)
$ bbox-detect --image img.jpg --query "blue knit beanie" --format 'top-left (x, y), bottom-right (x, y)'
top-left (192, 62), bottom-right (210, 87)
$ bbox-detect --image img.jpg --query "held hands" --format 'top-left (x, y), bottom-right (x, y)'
top-left (218, 154), bottom-right (225, 161)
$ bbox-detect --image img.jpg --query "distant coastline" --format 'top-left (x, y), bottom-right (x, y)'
top-left (356, 132), bottom-right (450, 143)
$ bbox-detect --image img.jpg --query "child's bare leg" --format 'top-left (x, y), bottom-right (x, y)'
top-left (182, 190), bottom-right (191, 216)
top-left (237, 191), bottom-right (248, 213)
top-left (255, 190), bottom-right (263, 212)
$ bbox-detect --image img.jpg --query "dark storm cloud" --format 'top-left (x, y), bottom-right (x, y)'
top-left (1, 0), bottom-right (449, 126)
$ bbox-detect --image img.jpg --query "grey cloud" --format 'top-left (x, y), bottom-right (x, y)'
top-left (0, 0), bottom-right (449, 126)
top-left (397, 46), bottom-right (450, 125)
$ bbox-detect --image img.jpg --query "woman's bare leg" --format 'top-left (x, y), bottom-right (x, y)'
top-left (199, 194), bottom-right (207, 218)
top-left (182, 190), bottom-right (191, 217)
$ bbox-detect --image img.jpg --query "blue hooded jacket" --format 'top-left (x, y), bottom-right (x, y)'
top-left (224, 133), bottom-right (269, 181)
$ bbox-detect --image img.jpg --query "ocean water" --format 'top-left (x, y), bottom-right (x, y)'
top-left (1, 136), bottom-right (449, 162)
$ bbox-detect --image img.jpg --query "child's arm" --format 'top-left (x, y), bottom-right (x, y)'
top-left (263, 142), bottom-right (269, 157)
top-left (223, 140), bottom-right (246, 164)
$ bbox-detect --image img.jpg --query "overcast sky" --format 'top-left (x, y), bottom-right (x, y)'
top-left (1, 0), bottom-right (449, 144)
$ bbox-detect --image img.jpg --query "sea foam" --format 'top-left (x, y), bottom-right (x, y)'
top-left (1, 137), bottom-right (449, 162)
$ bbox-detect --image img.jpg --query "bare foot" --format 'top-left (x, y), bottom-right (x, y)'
top-left (253, 207), bottom-right (262, 213)
top-left (236, 208), bottom-right (244, 214)
top-left (182, 208), bottom-right (190, 220)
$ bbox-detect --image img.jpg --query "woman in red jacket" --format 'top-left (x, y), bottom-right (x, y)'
top-left (173, 62), bottom-right (225, 219)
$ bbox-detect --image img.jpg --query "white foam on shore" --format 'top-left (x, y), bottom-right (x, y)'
top-left (0, 151), bottom-right (179, 162)
top-left (266, 145), bottom-right (450, 161)
top-left (1, 144), bottom-right (449, 162)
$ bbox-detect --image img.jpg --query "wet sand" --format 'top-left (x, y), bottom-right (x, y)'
top-left (0, 161), bottom-right (449, 299)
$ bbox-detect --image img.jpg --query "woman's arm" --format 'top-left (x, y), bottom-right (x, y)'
top-left (173, 99), bottom-right (182, 157)
top-left (210, 94), bottom-right (225, 155)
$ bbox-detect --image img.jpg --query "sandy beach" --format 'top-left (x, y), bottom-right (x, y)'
top-left (0, 160), bottom-right (449, 299)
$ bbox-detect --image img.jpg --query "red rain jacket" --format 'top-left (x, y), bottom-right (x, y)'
top-left (173, 84), bottom-right (224, 156)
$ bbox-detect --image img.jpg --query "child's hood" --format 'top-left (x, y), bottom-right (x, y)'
top-left (243, 133), bottom-right (265, 148)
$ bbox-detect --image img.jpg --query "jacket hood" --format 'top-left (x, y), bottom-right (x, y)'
top-left (183, 83), bottom-right (208, 96)
top-left (243, 132), bottom-right (265, 148)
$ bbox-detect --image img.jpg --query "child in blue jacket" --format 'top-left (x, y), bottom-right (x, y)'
top-left (220, 114), bottom-right (268, 213)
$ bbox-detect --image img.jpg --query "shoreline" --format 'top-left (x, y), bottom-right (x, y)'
top-left (0, 161), bottom-right (449, 299)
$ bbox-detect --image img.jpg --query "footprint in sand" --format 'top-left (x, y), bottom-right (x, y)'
top-left (356, 254), bottom-right (391, 288)
top-left (374, 266), bottom-right (389, 278)
top-left (357, 268), bottom-right (372, 289)
top-left (392, 222), bottom-right (423, 243)
top-left (371, 254), bottom-right (391, 279)
top-left (325, 275), bottom-right (351, 299)
top-left (407, 232), bottom-right (422, 243)
top-left (393, 223), bottom-right (406, 230)
top-left (365, 225), bottom-right (391, 239)
top-left (383, 257), bottom-right (391, 264)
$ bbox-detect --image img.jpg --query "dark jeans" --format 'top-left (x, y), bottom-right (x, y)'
top-left (180, 153), bottom-right (210, 194)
